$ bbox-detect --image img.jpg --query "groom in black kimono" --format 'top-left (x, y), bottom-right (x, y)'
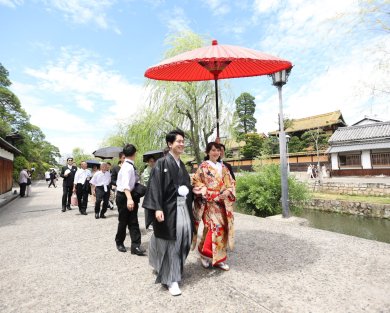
top-left (143, 129), bottom-right (194, 296)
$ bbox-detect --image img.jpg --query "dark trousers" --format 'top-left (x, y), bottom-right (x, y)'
top-left (48, 178), bottom-right (56, 187)
top-left (115, 191), bottom-right (141, 249)
top-left (95, 186), bottom-right (109, 215)
top-left (19, 183), bottom-right (27, 197)
top-left (62, 185), bottom-right (73, 207)
top-left (76, 183), bottom-right (89, 211)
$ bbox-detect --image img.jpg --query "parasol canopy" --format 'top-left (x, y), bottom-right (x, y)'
top-left (93, 146), bottom-right (123, 159)
top-left (145, 40), bottom-right (292, 139)
top-left (143, 149), bottom-right (164, 163)
top-left (85, 160), bottom-right (101, 169)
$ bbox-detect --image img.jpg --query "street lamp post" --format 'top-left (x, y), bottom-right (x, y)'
top-left (271, 69), bottom-right (291, 218)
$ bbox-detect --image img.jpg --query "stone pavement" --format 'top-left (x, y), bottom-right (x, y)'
top-left (0, 181), bottom-right (389, 313)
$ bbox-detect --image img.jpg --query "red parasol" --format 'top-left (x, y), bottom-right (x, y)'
top-left (145, 39), bottom-right (292, 140)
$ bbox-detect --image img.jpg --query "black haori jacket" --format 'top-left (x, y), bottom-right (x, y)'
top-left (142, 153), bottom-right (194, 241)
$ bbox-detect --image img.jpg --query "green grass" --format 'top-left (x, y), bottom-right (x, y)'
top-left (311, 192), bottom-right (390, 205)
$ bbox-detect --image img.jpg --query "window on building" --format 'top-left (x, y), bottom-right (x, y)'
top-left (372, 152), bottom-right (390, 166)
top-left (339, 154), bottom-right (361, 167)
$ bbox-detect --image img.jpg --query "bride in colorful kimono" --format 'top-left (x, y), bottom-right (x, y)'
top-left (192, 142), bottom-right (235, 271)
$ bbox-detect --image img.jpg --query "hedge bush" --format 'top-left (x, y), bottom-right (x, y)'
top-left (235, 164), bottom-right (310, 217)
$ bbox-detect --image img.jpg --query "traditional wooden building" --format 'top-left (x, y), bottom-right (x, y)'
top-left (0, 137), bottom-right (21, 195)
top-left (269, 110), bottom-right (347, 137)
top-left (327, 121), bottom-right (390, 176)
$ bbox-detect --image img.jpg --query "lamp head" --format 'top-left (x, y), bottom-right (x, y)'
top-left (270, 67), bottom-right (292, 87)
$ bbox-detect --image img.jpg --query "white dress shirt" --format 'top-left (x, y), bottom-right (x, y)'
top-left (116, 160), bottom-right (136, 192)
top-left (19, 170), bottom-right (29, 184)
top-left (74, 168), bottom-right (91, 185)
top-left (90, 170), bottom-right (111, 191)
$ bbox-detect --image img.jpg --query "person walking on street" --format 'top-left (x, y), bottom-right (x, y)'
top-left (73, 161), bottom-right (91, 215)
top-left (90, 162), bottom-right (111, 219)
top-left (19, 167), bottom-right (29, 197)
top-left (48, 169), bottom-right (57, 188)
top-left (60, 157), bottom-right (77, 212)
top-left (114, 144), bottom-right (145, 256)
top-left (143, 129), bottom-right (194, 296)
top-left (25, 169), bottom-right (33, 197)
top-left (45, 170), bottom-right (50, 185)
top-left (192, 142), bottom-right (236, 271)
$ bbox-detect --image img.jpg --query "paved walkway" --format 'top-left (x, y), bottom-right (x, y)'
top-left (0, 181), bottom-right (389, 313)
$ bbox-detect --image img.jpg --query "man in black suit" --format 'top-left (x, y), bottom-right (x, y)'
top-left (220, 144), bottom-right (235, 180)
top-left (60, 157), bottom-right (78, 212)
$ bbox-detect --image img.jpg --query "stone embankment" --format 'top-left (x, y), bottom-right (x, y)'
top-left (303, 179), bottom-right (390, 219)
top-left (309, 181), bottom-right (390, 196)
top-left (306, 198), bottom-right (390, 219)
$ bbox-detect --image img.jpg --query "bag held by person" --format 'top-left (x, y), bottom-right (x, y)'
top-left (131, 183), bottom-right (146, 203)
top-left (71, 192), bottom-right (78, 206)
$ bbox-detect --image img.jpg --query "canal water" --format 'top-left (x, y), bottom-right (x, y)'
top-left (294, 209), bottom-right (390, 244)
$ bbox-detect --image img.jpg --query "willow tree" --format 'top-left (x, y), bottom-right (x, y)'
top-left (147, 31), bottom-right (231, 164)
top-left (103, 106), bottom-right (168, 168)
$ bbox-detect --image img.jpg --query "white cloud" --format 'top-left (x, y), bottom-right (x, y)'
top-left (75, 95), bottom-right (95, 112)
top-left (24, 47), bottom-right (147, 120)
top-left (0, 0), bottom-right (23, 7)
top-left (253, 0), bottom-right (279, 14)
top-left (13, 48), bottom-right (149, 155)
top-left (201, 0), bottom-right (231, 15)
top-left (254, 36), bottom-right (390, 133)
top-left (42, 0), bottom-right (119, 32)
top-left (162, 6), bottom-right (191, 33)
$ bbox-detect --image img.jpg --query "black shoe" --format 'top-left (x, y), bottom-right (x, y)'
top-left (67, 205), bottom-right (72, 210)
top-left (116, 244), bottom-right (127, 253)
top-left (81, 210), bottom-right (88, 215)
top-left (100, 214), bottom-right (106, 219)
top-left (61, 207), bottom-right (66, 212)
top-left (95, 213), bottom-right (99, 219)
top-left (131, 247), bottom-right (146, 256)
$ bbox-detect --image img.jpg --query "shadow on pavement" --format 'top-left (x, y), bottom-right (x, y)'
top-left (231, 229), bottom-right (320, 274)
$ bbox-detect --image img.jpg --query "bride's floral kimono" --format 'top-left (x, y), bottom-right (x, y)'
top-left (191, 160), bottom-right (235, 266)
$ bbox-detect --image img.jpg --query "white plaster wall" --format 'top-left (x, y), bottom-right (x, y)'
top-left (361, 150), bottom-right (371, 169)
top-left (331, 153), bottom-right (338, 170)
top-left (0, 147), bottom-right (14, 161)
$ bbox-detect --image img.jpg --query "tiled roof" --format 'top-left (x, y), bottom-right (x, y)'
top-left (329, 121), bottom-right (390, 143)
top-left (0, 137), bottom-right (22, 155)
top-left (327, 141), bottom-right (390, 153)
top-left (269, 110), bottom-right (346, 135)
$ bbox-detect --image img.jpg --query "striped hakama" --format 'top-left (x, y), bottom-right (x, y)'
top-left (149, 196), bottom-right (192, 285)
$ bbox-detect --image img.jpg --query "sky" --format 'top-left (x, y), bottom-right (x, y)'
top-left (0, 0), bottom-right (389, 157)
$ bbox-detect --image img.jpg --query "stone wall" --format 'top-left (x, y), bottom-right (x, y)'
top-left (307, 199), bottom-right (390, 219)
top-left (309, 181), bottom-right (390, 196)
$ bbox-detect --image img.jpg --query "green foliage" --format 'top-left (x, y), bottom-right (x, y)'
top-left (72, 147), bottom-right (94, 166)
top-left (234, 92), bottom-right (256, 138)
top-left (301, 128), bottom-right (330, 151)
top-left (104, 107), bottom-right (167, 169)
top-left (12, 156), bottom-right (29, 181)
top-left (1, 63), bottom-right (61, 180)
top-left (240, 133), bottom-right (263, 159)
top-left (288, 135), bottom-right (304, 153)
top-left (260, 136), bottom-right (279, 156)
top-left (236, 164), bottom-right (310, 217)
